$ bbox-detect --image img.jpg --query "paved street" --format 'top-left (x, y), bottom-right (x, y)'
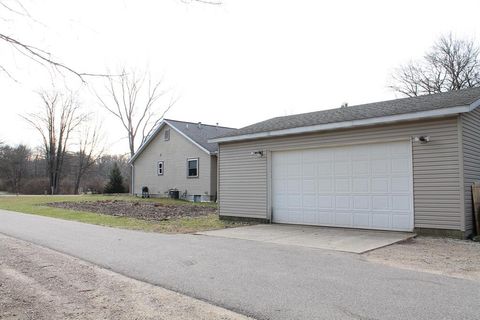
top-left (0, 234), bottom-right (250, 320)
top-left (0, 209), bottom-right (479, 320)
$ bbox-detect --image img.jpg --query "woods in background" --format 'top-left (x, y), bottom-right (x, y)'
top-left (0, 144), bottom-right (130, 195)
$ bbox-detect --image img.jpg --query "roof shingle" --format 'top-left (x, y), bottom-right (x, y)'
top-left (166, 119), bottom-right (236, 153)
top-left (214, 87), bottom-right (480, 139)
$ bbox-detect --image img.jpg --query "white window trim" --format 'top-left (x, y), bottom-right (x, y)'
top-left (187, 158), bottom-right (199, 178)
top-left (157, 161), bottom-right (164, 176)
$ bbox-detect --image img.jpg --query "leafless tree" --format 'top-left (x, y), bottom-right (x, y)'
top-left (0, 1), bottom-right (108, 82)
top-left (95, 68), bottom-right (175, 157)
top-left (22, 91), bottom-right (88, 194)
top-left (72, 123), bottom-right (104, 194)
top-left (390, 34), bottom-right (480, 97)
top-left (0, 144), bottom-right (31, 194)
top-left (0, 0), bottom-right (219, 82)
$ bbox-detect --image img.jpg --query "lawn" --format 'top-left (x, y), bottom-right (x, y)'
top-left (0, 195), bottom-right (248, 233)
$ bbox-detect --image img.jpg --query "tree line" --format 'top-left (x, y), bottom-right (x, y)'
top-left (0, 143), bottom-right (130, 195)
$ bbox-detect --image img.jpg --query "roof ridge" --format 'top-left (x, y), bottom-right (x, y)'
top-left (165, 118), bottom-right (236, 130)
top-left (260, 87), bottom-right (480, 123)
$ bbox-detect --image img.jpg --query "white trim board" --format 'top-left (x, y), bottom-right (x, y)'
top-left (129, 120), bottom-right (212, 164)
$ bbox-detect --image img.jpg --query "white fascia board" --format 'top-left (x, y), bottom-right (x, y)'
top-left (129, 120), bottom-right (212, 164)
top-left (209, 104), bottom-right (474, 144)
top-left (164, 120), bottom-right (212, 155)
top-left (128, 121), bottom-right (167, 164)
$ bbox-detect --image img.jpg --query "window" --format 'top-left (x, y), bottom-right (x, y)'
top-left (187, 158), bottom-right (199, 178)
top-left (157, 161), bottom-right (164, 176)
top-left (164, 129), bottom-right (170, 141)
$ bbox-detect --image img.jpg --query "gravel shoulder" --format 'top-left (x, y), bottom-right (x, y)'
top-left (0, 234), bottom-right (252, 320)
top-left (364, 236), bottom-right (480, 281)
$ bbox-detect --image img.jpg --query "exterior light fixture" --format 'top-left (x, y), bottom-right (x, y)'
top-left (251, 151), bottom-right (264, 157)
top-left (413, 136), bottom-right (430, 144)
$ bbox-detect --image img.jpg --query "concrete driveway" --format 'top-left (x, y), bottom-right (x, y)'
top-left (198, 224), bottom-right (415, 253)
top-left (0, 209), bottom-right (479, 320)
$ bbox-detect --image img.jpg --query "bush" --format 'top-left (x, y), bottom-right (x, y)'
top-left (19, 177), bottom-right (50, 195)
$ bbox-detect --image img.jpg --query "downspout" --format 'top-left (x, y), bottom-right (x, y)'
top-left (131, 164), bottom-right (135, 196)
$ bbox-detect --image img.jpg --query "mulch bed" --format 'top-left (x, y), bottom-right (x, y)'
top-left (46, 200), bottom-right (217, 221)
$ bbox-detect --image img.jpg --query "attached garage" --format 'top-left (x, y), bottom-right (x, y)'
top-left (271, 141), bottom-right (413, 231)
top-left (211, 88), bottom-right (480, 238)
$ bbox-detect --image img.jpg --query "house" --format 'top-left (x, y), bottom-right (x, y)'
top-left (129, 119), bottom-right (236, 202)
top-left (210, 87), bottom-right (480, 238)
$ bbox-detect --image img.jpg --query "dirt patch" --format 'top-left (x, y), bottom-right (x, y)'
top-left (364, 236), bottom-right (480, 281)
top-left (47, 200), bottom-right (216, 221)
top-left (0, 234), bottom-right (252, 320)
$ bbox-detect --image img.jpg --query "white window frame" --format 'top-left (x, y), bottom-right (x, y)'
top-left (187, 158), bottom-right (199, 178)
top-left (157, 161), bottom-right (164, 176)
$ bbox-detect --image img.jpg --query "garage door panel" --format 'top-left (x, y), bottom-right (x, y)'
top-left (391, 177), bottom-right (410, 192)
top-left (391, 158), bottom-right (410, 173)
top-left (272, 141), bottom-right (413, 231)
top-left (335, 196), bottom-right (351, 209)
top-left (302, 163), bottom-right (316, 176)
top-left (302, 194), bottom-right (316, 208)
top-left (302, 179), bottom-right (316, 193)
top-left (371, 213), bottom-right (391, 229)
top-left (334, 212), bottom-right (353, 226)
top-left (353, 213), bottom-right (370, 227)
top-left (317, 161), bottom-right (333, 175)
top-left (317, 178), bottom-right (333, 192)
top-left (353, 160), bottom-right (370, 175)
top-left (372, 159), bottom-right (390, 174)
top-left (392, 214), bottom-right (411, 230)
top-left (334, 161), bottom-right (351, 175)
top-left (353, 196), bottom-right (370, 210)
top-left (317, 196), bottom-right (333, 209)
top-left (372, 196), bottom-right (389, 210)
top-left (392, 195), bottom-right (411, 210)
top-left (371, 178), bottom-right (389, 193)
top-left (335, 178), bottom-right (351, 193)
top-left (352, 178), bottom-right (369, 192)
top-left (316, 211), bottom-right (333, 224)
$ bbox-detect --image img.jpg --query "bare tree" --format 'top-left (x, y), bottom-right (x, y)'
top-left (0, 1), bottom-right (109, 81)
top-left (0, 0), bottom-right (219, 82)
top-left (72, 123), bottom-right (104, 194)
top-left (22, 91), bottom-right (88, 194)
top-left (390, 34), bottom-right (480, 97)
top-left (0, 144), bottom-right (31, 194)
top-left (95, 68), bottom-right (175, 157)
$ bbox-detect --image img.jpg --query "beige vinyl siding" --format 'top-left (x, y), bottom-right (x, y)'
top-left (219, 116), bottom-right (463, 230)
top-left (133, 125), bottom-right (212, 198)
top-left (461, 107), bottom-right (480, 236)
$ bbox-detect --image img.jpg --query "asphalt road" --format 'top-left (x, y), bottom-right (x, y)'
top-left (0, 209), bottom-right (478, 320)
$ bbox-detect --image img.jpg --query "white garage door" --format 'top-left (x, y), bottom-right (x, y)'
top-left (271, 141), bottom-right (413, 231)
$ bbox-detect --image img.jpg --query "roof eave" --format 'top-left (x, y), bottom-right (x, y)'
top-left (129, 119), bottom-right (213, 164)
top-left (209, 104), bottom-right (476, 144)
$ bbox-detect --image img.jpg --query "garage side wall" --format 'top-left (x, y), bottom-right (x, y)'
top-left (461, 107), bottom-right (480, 237)
top-left (218, 117), bottom-right (463, 231)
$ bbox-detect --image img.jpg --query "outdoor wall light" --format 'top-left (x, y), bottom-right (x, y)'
top-left (251, 150), bottom-right (264, 157)
top-left (413, 136), bottom-right (430, 144)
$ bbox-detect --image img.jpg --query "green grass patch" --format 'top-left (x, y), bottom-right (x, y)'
top-left (0, 195), bottom-right (248, 233)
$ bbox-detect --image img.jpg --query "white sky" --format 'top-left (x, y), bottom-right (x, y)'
top-left (1, 0), bottom-right (480, 154)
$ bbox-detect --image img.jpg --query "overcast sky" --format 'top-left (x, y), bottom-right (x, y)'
top-left (1, 0), bottom-right (480, 154)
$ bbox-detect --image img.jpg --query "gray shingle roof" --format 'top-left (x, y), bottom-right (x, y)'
top-left (166, 119), bottom-right (236, 153)
top-left (215, 87), bottom-right (480, 139)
